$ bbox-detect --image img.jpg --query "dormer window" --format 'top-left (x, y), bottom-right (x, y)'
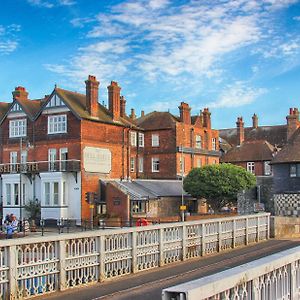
top-left (48, 115), bottom-right (67, 134)
top-left (46, 94), bottom-right (65, 108)
top-left (9, 119), bottom-right (27, 138)
top-left (11, 103), bottom-right (22, 112)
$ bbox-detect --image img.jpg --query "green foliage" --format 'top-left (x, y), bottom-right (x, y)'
top-left (24, 200), bottom-right (41, 221)
top-left (183, 163), bottom-right (256, 210)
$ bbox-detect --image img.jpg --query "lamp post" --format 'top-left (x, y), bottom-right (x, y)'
top-left (181, 143), bottom-right (185, 222)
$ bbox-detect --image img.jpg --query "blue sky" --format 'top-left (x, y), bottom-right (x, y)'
top-left (1, 0), bottom-right (300, 128)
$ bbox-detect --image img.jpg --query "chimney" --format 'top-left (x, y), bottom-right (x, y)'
top-left (130, 108), bottom-right (136, 119)
top-left (85, 75), bottom-right (99, 118)
top-left (12, 86), bottom-right (29, 101)
top-left (120, 96), bottom-right (126, 117)
top-left (236, 117), bottom-right (244, 146)
top-left (202, 108), bottom-right (211, 128)
top-left (199, 110), bottom-right (204, 127)
top-left (141, 110), bottom-right (145, 117)
top-left (252, 113), bottom-right (258, 128)
top-left (287, 107), bottom-right (299, 139)
top-left (107, 81), bottom-right (121, 120)
top-left (178, 102), bottom-right (191, 125)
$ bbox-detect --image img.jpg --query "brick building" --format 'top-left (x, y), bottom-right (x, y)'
top-left (0, 76), bottom-right (219, 222)
top-left (219, 109), bottom-right (300, 176)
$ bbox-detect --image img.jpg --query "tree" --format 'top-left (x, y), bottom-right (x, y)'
top-left (183, 163), bottom-right (256, 211)
top-left (24, 199), bottom-right (41, 221)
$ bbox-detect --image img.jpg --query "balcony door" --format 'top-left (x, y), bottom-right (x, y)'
top-left (48, 149), bottom-right (57, 171)
top-left (60, 148), bottom-right (68, 171)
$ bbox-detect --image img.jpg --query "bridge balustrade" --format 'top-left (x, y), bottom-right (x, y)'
top-left (0, 213), bottom-right (270, 299)
top-left (162, 244), bottom-right (300, 300)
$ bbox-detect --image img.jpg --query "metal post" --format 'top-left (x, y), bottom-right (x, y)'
top-left (181, 144), bottom-right (185, 222)
top-left (19, 138), bottom-right (23, 231)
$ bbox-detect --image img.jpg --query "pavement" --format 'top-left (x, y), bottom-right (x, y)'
top-left (39, 238), bottom-right (300, 300)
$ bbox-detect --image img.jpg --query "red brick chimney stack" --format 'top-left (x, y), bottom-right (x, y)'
top-left (85, 75), bottom-right (99, 118)
top-left (12, 86), bottom-right (29, 101)
top-left (178, 102), bottom-right (191, 125)
top-left (202, 108), bottom-right (211, 128)
top-left (108, 81), bottom-right (121, 120)
top-left (141, 110), bottom-right (145, 117)
top-left (120, 96), bottom-right (126, 117)
top-left (199, 110), bottom-right (204, 127)
top-left (287, 107), bottom-right (300, 139)
top-left (130, 108), bottom-right (136, 119)
top-left (252, 113), bottom-right (258, 129)
top-left (236, 117), bottom-right (244, 146)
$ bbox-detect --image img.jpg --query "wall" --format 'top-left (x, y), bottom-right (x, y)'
top-left (273, 193), bottom-right (300, 217)
top-left (270, 216), bottom-right (300, 238)
top-left (273, 164), bottom-right (300, 193)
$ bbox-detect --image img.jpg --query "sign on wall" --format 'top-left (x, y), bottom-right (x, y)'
top-left (83, 147), bottom-right (111, 173)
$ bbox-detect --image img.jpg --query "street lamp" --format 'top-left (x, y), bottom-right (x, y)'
top-left (19, 137), bottom-right (32, 227)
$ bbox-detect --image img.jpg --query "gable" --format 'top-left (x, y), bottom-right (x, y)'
top-left (46, 93), bottom-right (66, 108)
top-left (10, 102), bottom-right (23, 112)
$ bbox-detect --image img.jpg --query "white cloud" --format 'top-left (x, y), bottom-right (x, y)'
top-left (46, 0), bottom-right (299, 105)
top-left (294, 16), bottom-right (300, 21)
top-left (0, 24), bottom-right (21, 55)
top-left (206, 82), bottom-right (267, 108)
top-left (27, 0), bottom-right (75, 8)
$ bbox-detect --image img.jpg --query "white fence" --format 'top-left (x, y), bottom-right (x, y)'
top-left (0, 213), bottom-right (270, 299)
top-left (162, 244), bottom-right (300, 300)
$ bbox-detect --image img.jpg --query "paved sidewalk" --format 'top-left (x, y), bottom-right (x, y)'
top-left (40, 239), bottom-right (300, 300)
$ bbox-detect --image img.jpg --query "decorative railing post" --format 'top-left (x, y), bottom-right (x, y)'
top-left (218, 221), bottom-right (222, 252)
top-left (290, 261), bottom-right (297, 299)
top-left (252, 278), bottom-right (260, 299)
top-left (256, 216), bottom-right (260, 242)
top-left (132, 231), bottom-right (138, 273)
top-left (233, 219), bottom-right (236, 248)
top-left (59, 240), bottom-right (67, 291)
top-left (159, 228), bottom-right (165, 267)
top-left (182, 224), bottom-right (187, 261)
top-left (201, 223), bottom-right (206, 256)
top-left (267, 215), bottom-right (270, 239)
top-left (99, 235), bottom-right (105, 282)
top-left (8, 245), bottom-right (18, 299)
top-left (245, 217), bottom-right (249, 245)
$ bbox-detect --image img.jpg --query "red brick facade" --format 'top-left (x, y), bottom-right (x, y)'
top-left (0, 76), bottom-right (220, 221)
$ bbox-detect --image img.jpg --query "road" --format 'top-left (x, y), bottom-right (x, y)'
top-left (42, 239), bottom-right (300, 300)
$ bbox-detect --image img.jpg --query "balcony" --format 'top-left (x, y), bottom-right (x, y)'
top-left (0, 160), bottom-right (81, 174)
top-left (177, 146), bottom-right (220, 157)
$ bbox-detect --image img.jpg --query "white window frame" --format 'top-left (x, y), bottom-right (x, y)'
top-left (130, 132), bottom-right (137, 147)
top-left (152, 157), bottom-right (160, 172)
top-left (59, 148), bottom-right (68, 171)
top-left (48, 148), bottom-right (57, 171)
top-left (9, 119), bottom-right (27, 138)
top-left (44, 181), bottom-right (60, 206)
top-left (138, 157), bottom-right (144, 173)
top-left (138, 132), bottom-right (144, 147)
top-left (212, 138), bottom-right (217, 150)
top-left (130, 157), bottom-right (135, 172)
top-left (180, 156), bottom-right (185, 173)
top-left (10, 152), bottom-right (18, 172)
top-left (152, 134), bottom-right (159, 147)
top-left (264, 161), bottom-right (272, 176)
top-left (197, 158), bottom-right (202, 168)
top-left (247, 162), bottom-right (255, 174)
top-left (48, 115), bottom-right (67, 134)
top-left (195, 135), bottom-right (202, 149)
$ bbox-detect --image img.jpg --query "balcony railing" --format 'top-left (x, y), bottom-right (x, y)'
top-left (0, 160), bottom-right (81, 174)
top-left (177, 146), bottom-right (220, 157)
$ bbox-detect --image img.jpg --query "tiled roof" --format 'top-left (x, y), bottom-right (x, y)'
top-left (221, 140), bottom-right (275, 163)
top-left (52, 88), bottom-right (140, 128)
top-left (18, 98), bottom-right (46, 119)
top-left (0, 102), bottom-right (10, 120)
top-left (136, 111), bottom-right (179, 130)
top-left (112, 179), bottom-right (190, 200)
top-left (219, 125), bottom-right (288, 148)
top-left (271, 128), bottom-right (300, 164)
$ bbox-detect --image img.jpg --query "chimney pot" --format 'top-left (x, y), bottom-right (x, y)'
top-left (141, 110), bottom-right (145, 117)
top-left (252, 113), bottom-right (258, 128)
top-left (236, 116), bottom-right (244, 145)
top-left (130, 108), bottom-right (136, 119)
top-left (108, 81), bottom-right (121, 120)
top-left (202, 107), bottom-right (211, 128)
top-left (178, 102), bottom-right (191, 125)
top-left (120, 95), bottom-right (126, 117)
top-left (12, 86), bottom-right (29, 100)
top-left (85, 75), bottom-right (99, 118)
